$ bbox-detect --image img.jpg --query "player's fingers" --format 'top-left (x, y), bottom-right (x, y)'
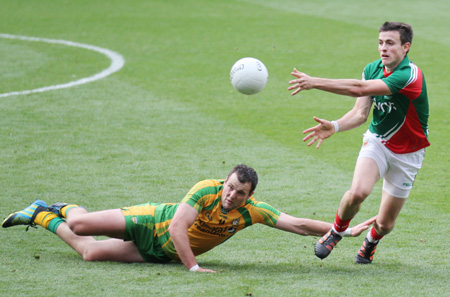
top-left (312, 116), bottom-right (323, 124)
top-left (291, 88), bottom-right (301, 96)
top-left (197, 268), bottom-right (216, 273)
top-left (365, 216), bottom-right (377, 225)
top-left (315, 139), bottom-right (323, 149)
top-left (303, 123), bottom-right (321, 134)
top-left (351, 216), bottom-right (377, 236)
top-left (307, 137), bottom-right (318, 146)
top-left (302, 135), bottom-right (311, 142)
top-left (302, 131), bottom-right (315, 141)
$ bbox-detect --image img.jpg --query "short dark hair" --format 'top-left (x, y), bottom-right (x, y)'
top-left (379, 21), bottom-right (413, 45)
top-left (227, 164), bottom-right (258, 193)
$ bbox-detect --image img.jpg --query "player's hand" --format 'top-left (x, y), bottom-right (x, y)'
top-left (302, 116), bottom-right (335, 148)
top-left (288, 68), bottom-right (314, 95)
top-left (195, 267), bottom-right (216, 273)
top-left (349, 216), bottom-right (377, 237)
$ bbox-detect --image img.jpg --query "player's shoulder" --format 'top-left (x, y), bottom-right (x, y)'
top-left (186, 179), bottom-right (224, 202)
top-left (244, 197), bottom-right (278, 212)
top-left (198, 179), bottom-right (223, 185)
top-left (362, 59), bottom-right (384, 80)
top-left (192, 179), bottom-right (224, 190)
top-left (240, 197), bottom-right (281, 225)
top-left (364, 59), bottom-right (383, 73)
top-left (183, 179), bottom-right (223, 207)
top-left (390, 56), bottom-right (423, 84)
top-left (395, 56), bottom-right (423, 77)
top-left (239, 197), bottom-right (259, 211)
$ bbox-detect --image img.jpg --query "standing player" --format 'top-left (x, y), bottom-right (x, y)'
top-left (288, 22), bottom-right (429, 263)
top-left (2, 164), bottom-right (375, 272)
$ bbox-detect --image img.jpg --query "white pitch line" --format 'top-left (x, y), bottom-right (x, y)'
top-left (0, 34), bottom-right (125, 98)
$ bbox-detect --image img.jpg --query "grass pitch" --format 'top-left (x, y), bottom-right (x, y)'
top-left (0, 0), bottom-right (449, 296)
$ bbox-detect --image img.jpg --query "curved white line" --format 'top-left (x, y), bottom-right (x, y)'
top-left (0, 34), bottom-right (125, 98)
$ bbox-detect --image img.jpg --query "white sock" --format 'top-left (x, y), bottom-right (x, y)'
top-left (332, 226), bottom-right (346, 237)
top-left (366, 227), bottom-right (379, 243)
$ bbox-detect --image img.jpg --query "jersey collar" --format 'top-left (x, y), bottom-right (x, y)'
top-left (382, 54), bottom-right (410, 77)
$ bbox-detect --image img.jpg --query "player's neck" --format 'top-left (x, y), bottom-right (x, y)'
top-left (384, 62), bottom-right (400, 73)
top-left (385, 55), bottom-right (407, 73)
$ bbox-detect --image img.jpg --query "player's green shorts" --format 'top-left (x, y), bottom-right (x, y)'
top-left (121, 203), bottom-right (172, 263)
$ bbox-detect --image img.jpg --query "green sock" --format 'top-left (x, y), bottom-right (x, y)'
top-left (47, 217), bottom-right (65, 234)
top-left (61, 204), bottom-right (80, 218)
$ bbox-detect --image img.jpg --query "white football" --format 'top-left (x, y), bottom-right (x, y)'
top-left (230, 57), bottom-right (268, 95)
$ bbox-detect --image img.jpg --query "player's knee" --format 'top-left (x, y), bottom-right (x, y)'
top-left (346, 188), bottom-right (370, 205)
top-left (375, 221), bottom-right (395, 234)
top-left (68, 217), bottom-right (88, 235)
top-left (82, 249), bottom-right (99, 262)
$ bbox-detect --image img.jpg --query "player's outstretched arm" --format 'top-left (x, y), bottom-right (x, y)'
top-left (274, 213), bottom-right (331, 236)
top-left (168, 203), bottom-right (216, 273)
top-left (288, 68), bottom-right (391, 97)
top-left (274, 213), bottom-right (376, 237)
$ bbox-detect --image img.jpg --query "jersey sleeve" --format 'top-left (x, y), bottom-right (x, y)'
top-left (381, 67), bottom-right (410, 95)
top-left (243, 199), bottom-right (281, 227)
top-left (181, 179), bottom-right (222, 213)
top-left (362, 60), bottom-right (378, 81)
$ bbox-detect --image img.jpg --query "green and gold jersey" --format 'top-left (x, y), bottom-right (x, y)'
top-left (155, 179), bottom-right (281, 261)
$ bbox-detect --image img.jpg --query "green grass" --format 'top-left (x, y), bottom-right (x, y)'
top-left (0, 0), bottom-right (449, 296)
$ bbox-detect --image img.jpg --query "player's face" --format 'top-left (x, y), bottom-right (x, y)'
top-left (221, 173), bottom-right (253, 211)
top-left (378, 31), bottom-right (410, 72)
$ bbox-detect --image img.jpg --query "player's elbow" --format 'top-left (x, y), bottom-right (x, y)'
top-left (356, 112), bottom-right (369, 126)
top-left (348, 80), bottom-right (372, 97)
top-left (350, 106), bottom-right (371, 127)
top-left (168, 223), bottom-right (175, 236)
top-left (348, 87), bottom-right (366, 98)
top-left (168, 222), bottom-right (182, 237)
top-left (293, 220), bottom-right (313, 236)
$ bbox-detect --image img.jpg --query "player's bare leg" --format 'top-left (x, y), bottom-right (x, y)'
top-left (375, 190), bottom-right (406, 236)
top-left (315, 157), bottom-right (380, 259)
top-left (55, 222), bottom-right (145, 262)
top-left (56, 207), bottom-right (145, 262)
top-left (2, 201), bottom-right (145, 262)
top-left (338, 157), bottom-right (380, 219)
top-left (65, 208), bottom-right (127, 239)
top-left (355, 191), bottom-right (406, 264)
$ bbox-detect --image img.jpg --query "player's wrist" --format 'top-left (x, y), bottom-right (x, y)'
top-left (189, 264), bottom-right (199, 272)
top-left (331, 120), bottom-right (340, 133)
top-left (343, 227), bottom-right (352, 237)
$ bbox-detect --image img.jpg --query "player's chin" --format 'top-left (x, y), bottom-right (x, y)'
top-left (222, 203), bottom-right (234, 211)
top-left (380, 57), bottom-right (390, 65)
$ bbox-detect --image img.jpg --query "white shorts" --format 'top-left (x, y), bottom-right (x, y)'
top-left (358, 130), bottom-right (425, 198)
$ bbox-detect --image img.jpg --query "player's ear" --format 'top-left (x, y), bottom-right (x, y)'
top-left (403, 42), bottom-right (411, 54)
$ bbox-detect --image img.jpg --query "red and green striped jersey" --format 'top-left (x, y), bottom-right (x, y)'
top-left (156, 179), bottom-right (281, 261)
top-left (363, 55), bottom-right (430, 153)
